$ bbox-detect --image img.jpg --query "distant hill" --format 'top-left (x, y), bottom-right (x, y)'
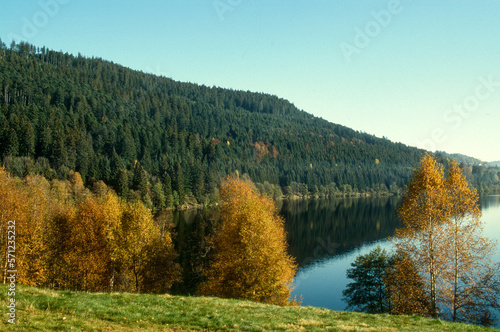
top-left (488, 161), bottom-right (500, 167)
top-left (436, 151), bottom-right (483, 166)
top-left (0, 41), bottom-right (498, 206)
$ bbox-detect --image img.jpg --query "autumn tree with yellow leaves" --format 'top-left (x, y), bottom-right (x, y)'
top-left (198, 177), bottom-right (297, 305)
top-left (0, 167), bottom-right (30, 284)
top-left (393, 155), bottom-right (500, 325)
top-left (384, 250), bottom-right (429, 316)
top-left (442, 160), bottom-right (499, 324)
top-left (394, 154), bottom-right (449, 317)
top-left (0, 167), bottom-right (180, 294)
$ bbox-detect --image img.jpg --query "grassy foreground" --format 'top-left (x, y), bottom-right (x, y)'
top-left (0, 285), bottom-right (497, 331)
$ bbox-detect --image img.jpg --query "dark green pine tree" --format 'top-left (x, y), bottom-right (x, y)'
top-left (51, 129), bottom-right (68, 168)
top-left (39, 125), bottom-right (53, 159)
top-left (19, 118), bottom-right (35, 157)
top-left (110, 149), bottom-right (124, 188)
top-left (161, 171), bottom-right (174, 208)
top-left (120, 125), bottom-right (137, 165)
top-left (132, 162), bottom-right (149, 200)
top-left (116, 169), bottom-right (129, 199)
top-left (342, 246), bottom-right (391, 314)
top-left (174, 162), bottom-right (185, 205)
top-left (4, 127), bottom-right (19, 157)
top-left (151, 181), bottom-right (166, 214)
top-left (96, 155), bottom-right (111, 183)
top-left (190, 159), bottom-right (205, 203)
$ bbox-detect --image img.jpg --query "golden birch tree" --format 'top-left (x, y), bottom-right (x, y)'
top-left (98, 189), bottom-right (124, 292)
top-left (441, 160), bottom-right (499, 324)
top-left (384, 250), bottom-right (429, 316)
top-left (0, 168), bottom-right (29, 284)
top-left (394, 155), bottom-right (500, 325)
top-left (65, 196), bottom-right (113, 291)
top-left (120, 200), bottom-right (159, 292)
top-left (395, 154), bottom-right (449, 317)
top-left (198, 177), bottom-right (297, 305)
top-left (45, 197), bottom-right (76, 289)
top-left (20, 175), bottom-right (54, 286)
top-left (140, 230), bottom-right (182, 294)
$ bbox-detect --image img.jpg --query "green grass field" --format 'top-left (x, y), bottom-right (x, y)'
top-left (0, 284), bottom-right (497, 331)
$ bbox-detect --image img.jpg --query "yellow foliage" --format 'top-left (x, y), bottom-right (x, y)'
top-left (198, 177), bottom-right (297, 306)
top-left (395, 154), bottom-right (449, 317)
top-left (0, 167), bottom-right (180, 294)
top-left (384, 251), bottom-right (429, 316)
top-left (19, 175), bottom-right (54, 286)
top-left (64, 196), bottom-right (113, 291)
top-left (0, 168), bottom-right (30, 283)
top-left (393, 155), bottom-right (497, 322)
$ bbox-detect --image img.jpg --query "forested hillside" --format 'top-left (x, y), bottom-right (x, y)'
top-left (1, 41), bottom-right (498, 208)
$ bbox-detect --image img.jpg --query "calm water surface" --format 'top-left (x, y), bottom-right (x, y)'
top-left (173, 195), bottom-right (500, 314)
top-left (285, 195), bottom-right (500, 311)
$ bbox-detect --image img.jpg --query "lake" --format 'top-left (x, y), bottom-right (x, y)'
top-left (173, 195), bottom-right (500, 313)
top-left (286, 195), bottom-right (500, 312)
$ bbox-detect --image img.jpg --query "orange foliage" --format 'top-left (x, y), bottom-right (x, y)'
top-left (64, 196), bottom-right (113, 291)
top-left (253, 141), bottom-right (270, 163)
top-left (0, 168), bottom-right (30, 284)
top-left (384, 251), bottom-right (429, 316)
top-left (395, 154), bottom-right (450, 317)
top-left (0, 168), bottom-right (180, 294)
top-left (198, 177), bottom-right (297, 305)
top-left (393, 155), bottom-right (498, 322)
top-left (272, 145), bottom-right (279, 158)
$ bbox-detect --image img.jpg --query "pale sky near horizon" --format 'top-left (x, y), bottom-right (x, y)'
top-left (1, 0), bottom-right (499, 161)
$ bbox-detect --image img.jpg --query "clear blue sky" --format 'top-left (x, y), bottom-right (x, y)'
top-left (1, 0), bottom-right (499, 161)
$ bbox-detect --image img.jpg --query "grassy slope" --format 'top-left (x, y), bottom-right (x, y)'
top-left (0, 285), bottom-right (496, 331)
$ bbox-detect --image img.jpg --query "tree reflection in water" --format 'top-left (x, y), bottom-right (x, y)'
top-left (280, 197), bottom-right (402, 268)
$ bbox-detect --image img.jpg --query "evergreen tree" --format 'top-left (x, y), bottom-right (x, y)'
top-left (132, 162), bottom-right (149, 199)
top-left (342, 246), bottom-right (391, 314)
top-left (161, 171), bottom-right (174, 208)
top-left (5, 127), bottom-right (19, 156)
top-left (151, 181), bottom-right (166, 214)
top-left (174, 162), bottom-right (185, 205)
top-left (116, 169), bottom-right (129, 199)
top-left (19, 119), bottom-right (36, 157)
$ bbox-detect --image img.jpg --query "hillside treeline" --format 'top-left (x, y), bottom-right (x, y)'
top-left (1, 41), bottom-right (499, 209)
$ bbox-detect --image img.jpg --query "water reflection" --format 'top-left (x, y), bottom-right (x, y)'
top-left (290, 195), bottom-right (500, 313)
top-left (480, 194), bottom-right (500, 212)
top-left (171, 195), bottom-right (500, 315)
top-left (172, 208), bottom-right (220, 294)
top-left (280, 197), bottom-right (402, 268)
